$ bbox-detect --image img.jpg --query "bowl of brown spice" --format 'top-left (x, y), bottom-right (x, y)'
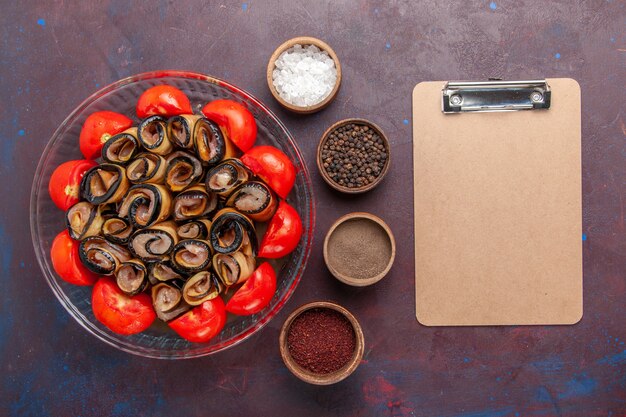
top-left (279, 301), bottom-right (364, 385)
top-left (323, 212), bottom-right (396, 286)
top-left (317, 118), bottom-right (390, 193)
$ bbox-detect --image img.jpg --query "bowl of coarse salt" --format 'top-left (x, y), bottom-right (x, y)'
top-left (267, 36), bottom-right (341, 114)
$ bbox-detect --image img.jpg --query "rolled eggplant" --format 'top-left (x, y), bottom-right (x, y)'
top-left (165, 151), bottom-right (203, 192)
top-left (128, 221), bottom-right (179, 262)
top-left (79, 236), bottom-right (132, 275)
top-left (170, 239), bottom-right (212, 274)
top-left (101, 127), bottom-right (141, 165)
top-left (212, 251), bottom-right (256, 287)
top-left (209, 208), bottom-right (257, 255)
top-left (117, 184), bottom-right (173, 229)
top-left (167, 114), bottom-right (200, 149)
top-left (115, 259), bottom-right (149, 296)
top-left (101, 216), bottom-right (134, 245)
top-left (172, 185), bottom-right (219, 221)
top-left (147, 261), bottom-right (183, 285)
top-left (80, 164), bottom-right (130, 205)
top-left (99, 204), bottom-right (118, 218)
top-left (182, 270), bottom-right (223, 306)
top-left (138, 115), bottom-right (173, 155)
top-left (66, 201), bottom-right (104, 240)
top-left (193, 117), bottom-right (234, 166)
top-left (176, 219), bottom-right (212, 240)
top-left (151, 282), bottom-right (191, 322)
top-left (205, 158), bottom-right (250, 197)
top-left (126, 152), bottom-right (167, 184)
top-left (225, 181), bottom-right (277, 222)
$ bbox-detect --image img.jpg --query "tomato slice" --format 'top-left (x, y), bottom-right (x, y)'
top-left (136, 85), bottom-right (192, 118)
top-left (92, 277), bottom-right (156, 335)
top-left (79, 111), bottom-right (133, 160)
top-left (48, 159), bottom-right (98, 211)
top-left (258, 201), bottom-right (303, 258)
top-left (240, 146), bottom-right (296, 199)
top-left (201, 99), bottom-right (257, 152)
top-left (225, 262), bottom-right (277, 316)
top-left (50, 230), bottom-right (99, 286)
top-left (168, 297), bottom-right (226, 343)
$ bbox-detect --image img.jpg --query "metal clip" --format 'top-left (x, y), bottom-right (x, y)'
top-left (442, 80), bottom-right (551, 113)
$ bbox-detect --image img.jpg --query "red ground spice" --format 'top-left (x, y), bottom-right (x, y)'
top-left (286, 308), bottom-right (356, 374)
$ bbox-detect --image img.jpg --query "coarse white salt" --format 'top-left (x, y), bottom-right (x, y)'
top-left (272, 44), bottom-right (337, 107)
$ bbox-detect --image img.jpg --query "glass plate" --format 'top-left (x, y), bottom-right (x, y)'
top-left (30, 71), bottom-right (315, 359)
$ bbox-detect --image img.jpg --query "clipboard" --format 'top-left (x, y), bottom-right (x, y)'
top-left (412, 78), bottom-right (582, 326)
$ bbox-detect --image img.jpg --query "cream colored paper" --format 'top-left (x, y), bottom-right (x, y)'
top-left (412, 78), bottom-right (582, 326)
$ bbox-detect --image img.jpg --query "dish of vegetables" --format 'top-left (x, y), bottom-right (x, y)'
top-left (31, 72), bottom-right (314, 358)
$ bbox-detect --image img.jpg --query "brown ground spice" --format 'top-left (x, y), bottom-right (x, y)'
top-left (327, 218), bottom-right (392, 279)
top-left (287, 308), bottom-right (356, 374)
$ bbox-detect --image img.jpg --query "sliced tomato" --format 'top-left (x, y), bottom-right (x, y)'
top-left (258, 201), bottom-right (303, 258)
top-left (168, 297), bottom-right (226, 343)
top-left (48, 159), bottom-right (98, 211)
top-left (92, 277), bottom-right (156, 335)
top-left (225, 262), bottom-right (277, 316)
top-left (240, 146), bottom-right (296, 199)
top-left (201, 99), bottom-right (257, 152)
top-left (136, 85), bottom-right (192, 118)
top-left (79, 111), bottom-right (133, 160)
top-left (50, 230), bottom-right (99, 286)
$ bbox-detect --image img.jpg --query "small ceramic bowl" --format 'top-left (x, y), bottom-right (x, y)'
top-left (267, 36), bottom-right (342, 114)
top-left (279, 301), bottom-right (364, 385)
top-left (317, 118), bottom-right (391, 194)
top-left (323, 212), bottom-right (396, 286)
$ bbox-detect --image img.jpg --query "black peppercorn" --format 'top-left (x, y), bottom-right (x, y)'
top-left (321, 122), bottom-right (387, 189)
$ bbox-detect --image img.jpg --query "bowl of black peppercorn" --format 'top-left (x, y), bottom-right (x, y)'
top-left (316, 118), bottom-right (390, 193)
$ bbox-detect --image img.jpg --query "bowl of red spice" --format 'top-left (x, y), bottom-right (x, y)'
top-left (317, 118), bottom-right (390, 193)
top-left (279, 301), bottom-right (364, 385)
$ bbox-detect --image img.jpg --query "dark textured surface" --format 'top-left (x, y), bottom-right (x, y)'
top-left (1, 1), bottom-right (625, 416)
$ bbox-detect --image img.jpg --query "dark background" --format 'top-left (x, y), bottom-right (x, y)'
top-left (1, 1), bottom-right (625, 416)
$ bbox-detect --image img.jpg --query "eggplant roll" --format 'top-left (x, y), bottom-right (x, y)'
top-left (80, 164), bottom-right (130, 205)
top-left (172, 185), bottom-right (219, 221)
top-left (176, 219), bottom-right (212, 240)
top-left (66, 201), bottom-right (104, 240)
top-left (147, 261), bottom-right (183, 285)
top-left (117, 184), bottom-right (173, 229)
top-left (151, 283), bottom-right (190, 322)
top-left (205, 158), bottom-right (250, 197)
top-left (101, 216), bottom-right (134, 245)
top-left (165, 151), bottom-right (203, 192)
top-left (182, 271), bottom-right (223, 306)
top-left (102, 127), bottom-right (141, 165)
top-left (138, 115), bottom-right (173, 155)
top-left (115, 259), bottom-right (148, 296)
top-left (212, 251), bottom-right (256, 287)
top-left (126, 152), bottom-right (167, 184)
top-left (226, 181), bottom-right (277, 222)
top-left (170, 239), bottom-right (212, 274)
top-left (128, 221), bottom-right (179, 262)
top-left (79, 236), bottom-right (132, 275)
top-left (209, 208), bottom-right (257, 255)
top-left (193, 117), bottom-right (234, 166)
top-left (167, 114), bottom-right (200, 149)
